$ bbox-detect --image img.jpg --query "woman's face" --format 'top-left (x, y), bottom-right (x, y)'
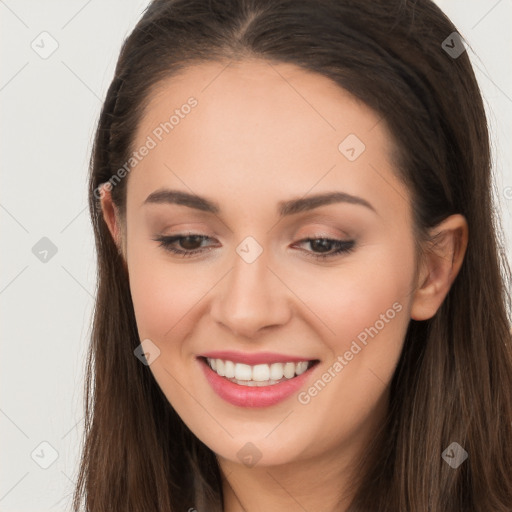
top-left (115, 59), bottom-right (420, 469)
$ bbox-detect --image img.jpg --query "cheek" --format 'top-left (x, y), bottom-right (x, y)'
top-left (127, 241), bottom-right (202, 342)
top-left (289, 250), bottom-right (412, 448)
top-left (297, 249), bottom-right (413, 349)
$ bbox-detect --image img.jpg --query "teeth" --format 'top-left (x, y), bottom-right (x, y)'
top-left (283, 362), bottom-right (296, 379)
top-left (231, 378), bottom-right (284, 386)
top-left (216, 359), bottom-right (225, 377)
top-left (251, 364), bottom-right (268, 381)
top-left (224, 360), bottom-right (235, 378)
top-left (235, 363), bottom-right (252, 381)
top-left (206, 358), bottom-right (313, 382)
top-left (296, 361), bottom-right (309, 375)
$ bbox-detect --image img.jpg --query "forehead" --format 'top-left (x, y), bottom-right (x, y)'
top-left (137, 58), bottom-right (386, 145)
top-left (127, 58), bottom-right (409, 219)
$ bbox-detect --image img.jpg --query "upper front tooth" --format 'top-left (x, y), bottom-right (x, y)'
top-left (234, 363), bottom-right (252, 380)
top-left (252, 364), bottom-right (270, 381)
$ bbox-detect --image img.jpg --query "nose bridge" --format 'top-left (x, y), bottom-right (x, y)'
top-left (210, 237), bottom-right (290, 337)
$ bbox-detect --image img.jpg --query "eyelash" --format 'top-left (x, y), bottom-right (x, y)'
top-left (152, 234), bottom-right (356, 260)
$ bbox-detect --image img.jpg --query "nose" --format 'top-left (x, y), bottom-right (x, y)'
top-left (210, 246), bottom-right (292, 339)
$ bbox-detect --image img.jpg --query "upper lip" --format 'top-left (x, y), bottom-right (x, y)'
top-left (198, 350), bottom-right (318, 366)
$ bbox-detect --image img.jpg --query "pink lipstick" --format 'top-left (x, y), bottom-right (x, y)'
top-left (197, 356), bottom-right (320, 408)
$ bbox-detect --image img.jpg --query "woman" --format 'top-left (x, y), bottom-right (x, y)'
top-left (73, 0), bottom-right (512, 510)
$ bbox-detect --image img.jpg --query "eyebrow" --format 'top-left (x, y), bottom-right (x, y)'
top-left (143, 188), bottom-right (377, 216)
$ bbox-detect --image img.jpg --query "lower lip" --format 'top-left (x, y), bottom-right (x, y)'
top-left (198, 357), bottom-right (319, 408)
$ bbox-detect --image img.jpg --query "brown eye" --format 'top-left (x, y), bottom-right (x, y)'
top-left (294, 238), bottom-right (356, 260)
top-left (178, 235), bottom-right (205, 250)
top-left (152, 234), bottom-right (215, 257)
top-left (309, 239), bottom-right (334, 253)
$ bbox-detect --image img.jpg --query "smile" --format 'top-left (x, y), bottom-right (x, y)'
top-left (205, 357), bottom-right (315, 386)
top-left (197, 356), bottom-right (321, 408)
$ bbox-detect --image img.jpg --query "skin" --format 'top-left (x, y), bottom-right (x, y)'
top-left (100, 58), bottom-right (468, 511)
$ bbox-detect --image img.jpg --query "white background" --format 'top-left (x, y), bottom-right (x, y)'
top-left (1, 1), bottom-right (511, 510)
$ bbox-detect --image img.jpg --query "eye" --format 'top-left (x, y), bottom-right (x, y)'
top-left (152, 234), bottom-right (216, 258)
top-left (292, 237), bottom-right (355, 260)
top-left (152, 234), bottom-right (355, 260)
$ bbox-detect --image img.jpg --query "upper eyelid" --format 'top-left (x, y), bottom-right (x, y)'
top-left (157, 223), bottom-right (352, 239)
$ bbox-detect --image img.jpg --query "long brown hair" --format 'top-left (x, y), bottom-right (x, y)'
top-left (73, 0), bottom-right (512, 510)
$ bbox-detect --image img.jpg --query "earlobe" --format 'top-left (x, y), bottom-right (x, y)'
top-left (410, 214), bottom-right (468, 321)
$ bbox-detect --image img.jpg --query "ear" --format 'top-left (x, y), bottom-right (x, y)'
top-left (410, 214), bottom-right (468, 321)
top-left (99, 184), bottom-right (125, 258)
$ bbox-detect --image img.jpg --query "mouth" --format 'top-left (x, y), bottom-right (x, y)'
top-left (197, 355), bottom-right (321, 408)
top-left (197, 356), bottom-right (321, 386)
